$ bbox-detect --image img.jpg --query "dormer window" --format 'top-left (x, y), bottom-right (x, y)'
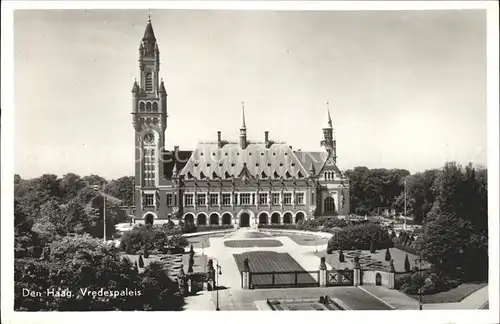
top-left (279, 163), bottom-right (284, 167)
top-left (297, 171), bottom-right (303, 178)
top-left (187, 172), bottom-right (193, 179)
top-left (145, 71), bottom-right (153, 92)
top-left (207, 163), bottom-right (211, 167)
top-left (212, 171), bottom-right (218, 179)
top-left (285, 171), bottom-right (291, 179)
top-left (261, 171), bottom-right (267, 178)
top-left (225, 171), bottom-right (231, 179)
top-left (256, 163), bottom-right (259, 167)
top-left (200, 172), bottom-right (206, 179)
top-left (273, 171), bottom-right (279, 178)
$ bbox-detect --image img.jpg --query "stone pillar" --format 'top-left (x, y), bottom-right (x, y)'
top-left (178, 266), bottom-right (186, 296)
top-left (388, 260), bottom-right (395, 289)
top-left (353, 256), bottom-right (361, 286)
top-left (319, 257), bottom-right (327, 287)
top-left (242, 258), bottom-right (251, 289)
top-left (207, 259), bottom-right (216, 290)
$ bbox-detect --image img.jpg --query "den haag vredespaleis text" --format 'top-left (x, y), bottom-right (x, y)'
top-left (21, 287), bottom-right (142, 299)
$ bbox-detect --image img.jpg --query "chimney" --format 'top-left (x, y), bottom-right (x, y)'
top-left (217, 131), bottom-right (222, 148)
top-left (265, 131), bottom-right (270, 148)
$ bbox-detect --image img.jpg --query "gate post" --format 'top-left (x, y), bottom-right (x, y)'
top-left (319, 257), bottom-right (327, 287)
top-left (353, 256), bottom-right (361, 286)
top-left (388, 260), bottom-right (395, 289)
top-left (242, 258), bottom-right (251, 290)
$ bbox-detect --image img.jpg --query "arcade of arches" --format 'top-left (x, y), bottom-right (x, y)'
top-left (182, 211), bottom-right (309, 226)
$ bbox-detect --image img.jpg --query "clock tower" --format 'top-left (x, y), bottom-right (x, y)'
top-left (132, 16), bottom-right (167, 212)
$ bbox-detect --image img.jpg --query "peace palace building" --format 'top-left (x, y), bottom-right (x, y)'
top-left (132, 19), bottom-right (350, 227)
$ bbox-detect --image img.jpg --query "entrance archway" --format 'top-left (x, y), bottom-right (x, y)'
top-left (222, 213), bottom-right (232, 225)
top-left (197, 213), bottom-right (207, 226)
top-left (184, 213), bottom-right (195, 225)
top-left (283, 212), bottom-right (293, 224)
top-left (271, 212), bottom-right (281, 224)
top-left (295, 212), bottom-right (305, 224)
top-left (258, 213), bottom-right (268, 224)
top-left (209, 213), bottom-right (219, 226)
top-left (144, 213), bottom-right (155, 226)
top-left (240, 213), bottom-right (250, 227)
top-left (375, 273), bottom-right (382, 286)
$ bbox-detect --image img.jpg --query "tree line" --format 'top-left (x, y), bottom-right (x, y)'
top-left (14, 173), bottom-right (184, 311)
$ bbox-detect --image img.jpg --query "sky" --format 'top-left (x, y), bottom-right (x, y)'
top-left (14, 9), bottom-right (487, 179)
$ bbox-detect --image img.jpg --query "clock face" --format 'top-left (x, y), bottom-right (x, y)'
top-left (143, 133), bottom-right (155, 144)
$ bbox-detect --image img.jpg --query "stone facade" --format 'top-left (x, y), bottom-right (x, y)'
top-left (131, 19), bottom-right (350, 226)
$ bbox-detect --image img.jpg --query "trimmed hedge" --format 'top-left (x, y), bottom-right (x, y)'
top-left (394, 243), bottom-right (419, 255)
top-left (327, 223), bottom-right (393, 251)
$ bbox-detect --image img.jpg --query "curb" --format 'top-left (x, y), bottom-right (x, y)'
top-left (357, 286), bottom-right (397, 310)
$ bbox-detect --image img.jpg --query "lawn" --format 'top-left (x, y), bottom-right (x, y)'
top-left (409, 282), bottom-right (488, 304)
top-left (186, 233), bottom-right (227, 249)
top-left (271, 234), bottom-right (329, 246)
top-left (224, 239), bottom-right (283, 248)
top-left (315, 247), bottom-right (431, 272)
top-left (233, 251), bottom-right (317, 287)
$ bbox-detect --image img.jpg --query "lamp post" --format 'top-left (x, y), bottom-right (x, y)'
top-left (215, 259), bottom-right (222, 311)
top-left (103, 181), bottom-right (107, 243)
top-left (417, 253), bottom-right (424, 310)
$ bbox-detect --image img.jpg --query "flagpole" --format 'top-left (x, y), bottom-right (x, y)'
top-left (404, 178), bottom-right (407, 218)
top-left (103, 181), bottom-right (106, 243)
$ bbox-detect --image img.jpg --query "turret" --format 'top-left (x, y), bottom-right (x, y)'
top-left (320, 102), bottom-right (336, 162)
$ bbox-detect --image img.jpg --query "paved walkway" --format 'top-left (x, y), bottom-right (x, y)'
top-left (183, 291), bottom-right (215, 311)
top-left (360, 284), bottom-right (489, 310)
top-left (190, 229), bottom-right (330, 291)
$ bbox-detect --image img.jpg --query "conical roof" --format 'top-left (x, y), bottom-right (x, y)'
top-left (143, 20), bottom-right (156, 41)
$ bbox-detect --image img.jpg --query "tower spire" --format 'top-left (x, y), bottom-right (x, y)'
top-left (239, 101), bottom-right (247, 149)
top-left (325, 101), bottom-right (333, 129)
top-left (241, 102), bottom-right (246, 129)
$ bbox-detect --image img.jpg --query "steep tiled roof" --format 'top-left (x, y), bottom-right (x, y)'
top-left (179, 143), bottom-right (320, 180)
top-left (163, 150), bottom-right (193, 179)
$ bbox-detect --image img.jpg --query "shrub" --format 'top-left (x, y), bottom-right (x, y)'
top-left (404, 254), bottom-right (411, 272)
top-left (138, 255), bottom-right (144, 268)
top-left (339, 250), bottom-right (345, 262)
top-left (370, 240), bottom-right (376, 253)
top-left (397, 271), bottom-right (461, 295)
top-left (189, 244), bottom-right (194, 257)
top-left (134, 261), bottom-right (139, 273)
top-left (327, 223), bottom-right (392, 251)
top-left (188, 254), bottom-right (194, 273)
top-left (144, 244), bottom-right (149, 258)
top-left (385, 248), bottom-right (392, 261)
top-left (120, 225), bottom-right (186, 254)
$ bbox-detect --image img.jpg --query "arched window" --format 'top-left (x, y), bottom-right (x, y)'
top-left (145, 72), bottom-right (153, 92)
top-left (324, 197), bottom-right (336, 213)
top-left (139, 102), bottom-right (145, 112)
top-left (152, 102), bottom-right (158, 112)
top-left (146, 102), bottom-right (152, 112)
